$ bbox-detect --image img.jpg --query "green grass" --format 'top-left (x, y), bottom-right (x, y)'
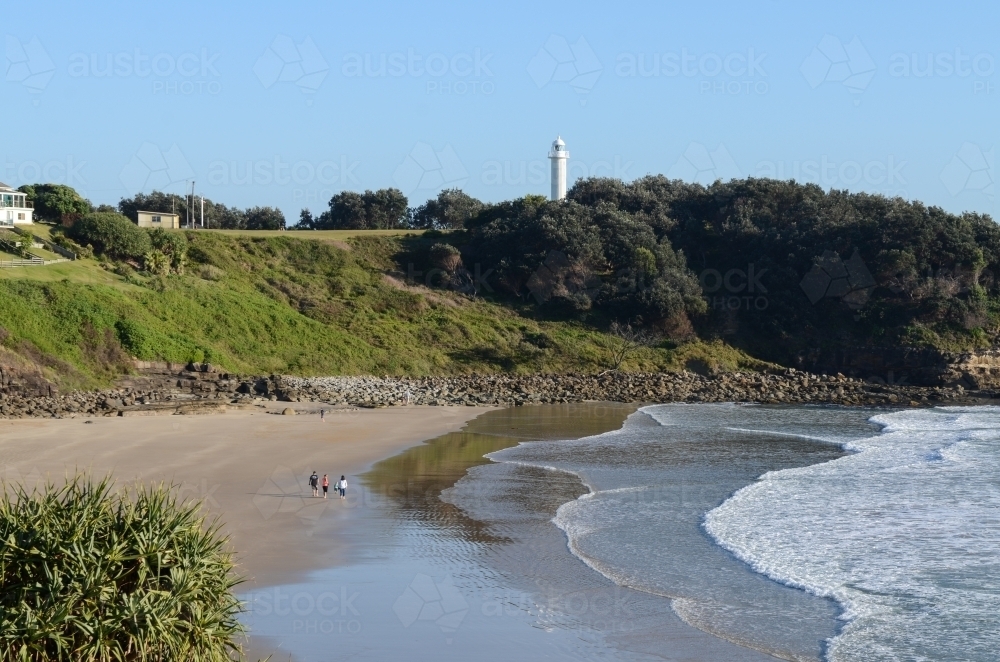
top-left (0, 259), bottom-right (124, 284)
top-left (0, 231), bottom-right (768, 389)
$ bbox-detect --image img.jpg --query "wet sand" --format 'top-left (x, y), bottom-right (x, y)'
top-left (1, 402), bottom-right (832, 660)
top-left (244, 403), bottom-right (799, 661)
top-left (0, 403), bottom-right (491, 589)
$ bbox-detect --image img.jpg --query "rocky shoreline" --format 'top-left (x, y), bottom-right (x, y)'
top-left (0, 365), bottom-right (996, 419)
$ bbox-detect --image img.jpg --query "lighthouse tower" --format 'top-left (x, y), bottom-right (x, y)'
top-left (548, 136), bottom-right (569, 201)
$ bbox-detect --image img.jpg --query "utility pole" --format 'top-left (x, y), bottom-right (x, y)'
top-left (200, 195), bottom-right (204, 228)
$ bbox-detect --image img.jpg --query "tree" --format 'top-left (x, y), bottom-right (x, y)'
top-left (429, 243), bottom-right (463, 272)
top-left (68, 212), bottom-right (152, 260)
top-left (603, 320), bottom-right (662, 372)
top-left (322, 191), bottom-right (367, 229)
top-left (143, 248), bottom-right (170, 275)
top-left (245, 206), bottom-right (286, 230)
top-left (311, 189), bottom-right (410, 229)
top-left (149, 228), bottom-right (188, 273)
top-left (364, 188), bottom-right (408, 229)
top-left (117, 191), bottom-right (185, 222)
top-left (412, 189), bottom-right (484, 229)
top-left (295, 209), bottom-right (315, 229)
top-left (18, 184), bottom-right (91, 224)
top-left (118, 191), bottom-right (250, 229)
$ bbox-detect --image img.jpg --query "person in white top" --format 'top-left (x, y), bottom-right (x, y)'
top-left (337, 475), bottom-right (347, 499)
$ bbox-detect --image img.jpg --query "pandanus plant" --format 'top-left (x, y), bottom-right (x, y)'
top-left (0, 474), bottom-right (244, 661)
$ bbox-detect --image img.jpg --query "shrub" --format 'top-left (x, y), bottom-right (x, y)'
top-left (199, 264), bottom-right (225, 281)
top-left (115, 318), bottom-right (155, 359)
top-left (0, 475), bottom-right (243, 661)
top-left (18, 183), bottom-right (91, 224)
top-left (51, 233), bottom-right (93, 259)
top-left (68, 212), bottom-right (151, 260)
top-left (143, 249), bottom-right (170, 275)
top-left (429, 243), bottom-right (462, 272)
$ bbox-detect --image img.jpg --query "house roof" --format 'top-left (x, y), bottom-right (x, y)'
top-left (137, 210), bottom-right (180, 217)
top-left (0, 182), bottom-right (15, 192)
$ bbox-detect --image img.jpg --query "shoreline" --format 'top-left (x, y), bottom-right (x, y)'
top-left (460, 404), bottom-right (853, 661)
top-left (0, 403), bottom-right (491, 589)
top-left (251, 402), bottom-right (839, 661)
top-left (1, 368), bottom-right (997, 421)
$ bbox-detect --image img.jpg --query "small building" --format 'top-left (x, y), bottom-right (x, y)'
top-left (136, 210), bottom-right (181, 229)
top-left (0, 182), bottom-right (33, 226)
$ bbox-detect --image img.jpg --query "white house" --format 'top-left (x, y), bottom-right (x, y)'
top-left (136, 210), bottom-right (181, 228)
top-left (0, 182), bottom-right (33, 226)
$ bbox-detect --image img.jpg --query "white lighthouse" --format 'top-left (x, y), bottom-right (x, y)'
top-left (548, 136), bottom-right (569, 201)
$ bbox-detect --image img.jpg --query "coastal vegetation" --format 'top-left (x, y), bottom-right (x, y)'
top-left (3, 177), bottom-right (998, 388)
top-left (3, 222), bottom-right (743, 390)
top-left (0, 475), bottom-right (242, 661)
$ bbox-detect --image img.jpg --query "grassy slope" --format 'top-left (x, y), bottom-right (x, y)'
top-left (0, 230), bottom-right (771, 389)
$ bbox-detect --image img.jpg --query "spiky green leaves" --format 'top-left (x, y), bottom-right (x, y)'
top-left (0, 475), bottom-right (243, 661)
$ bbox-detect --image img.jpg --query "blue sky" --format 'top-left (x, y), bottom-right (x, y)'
top-left (3, 0), bottom-right (997, 222)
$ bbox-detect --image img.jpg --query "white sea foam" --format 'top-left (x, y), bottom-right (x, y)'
top-left (489, 404), bottom-right (871, 660)
top-left (705, 406), bottom-right (1000, 661)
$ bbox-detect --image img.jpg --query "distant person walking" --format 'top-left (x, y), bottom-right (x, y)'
top-left (337, 475), bottom-right (347, 499)
top-left (320, 408), bottom-right (326, 422)
top-left (309, 471), bottom-right (319, 497)
top-left (322, 473), bottom-right (329, 498)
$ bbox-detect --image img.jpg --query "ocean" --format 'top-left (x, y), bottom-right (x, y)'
top-left (474, 404), bottom-right (1000, 660)
top-left (243, 403), bottom-right (999, 660)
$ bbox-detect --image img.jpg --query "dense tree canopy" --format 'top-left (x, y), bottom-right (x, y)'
top-left (561, 176), bottom-right (1000, 359)
top-left (244, 206), bottom-right (286, 230)
top-left (299, 188), bottom-right (409, 229)
top-left (17, 184), bottom-right (91, 223)
top-left (117, 192), bottom-right (284, 229)
top-left (411, 189), bottom-right (484, 229)
top-left (68, 211), bottom-right (151, 260)
top-left (461, 195), bottom-right (706, 325)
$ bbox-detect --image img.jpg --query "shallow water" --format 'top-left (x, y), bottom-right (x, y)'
top-left (242, 402), bottom-right (898, 661)
top-left (471, 403), bottom-right (871, 660)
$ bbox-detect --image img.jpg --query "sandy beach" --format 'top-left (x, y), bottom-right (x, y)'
top-left (0, 404), bottom-right (491, 589)
top-left (1, 401), bottom-right (850, 661)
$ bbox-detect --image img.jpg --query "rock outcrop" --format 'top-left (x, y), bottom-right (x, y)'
top-left (0, 361), bottom-right (997, 420)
